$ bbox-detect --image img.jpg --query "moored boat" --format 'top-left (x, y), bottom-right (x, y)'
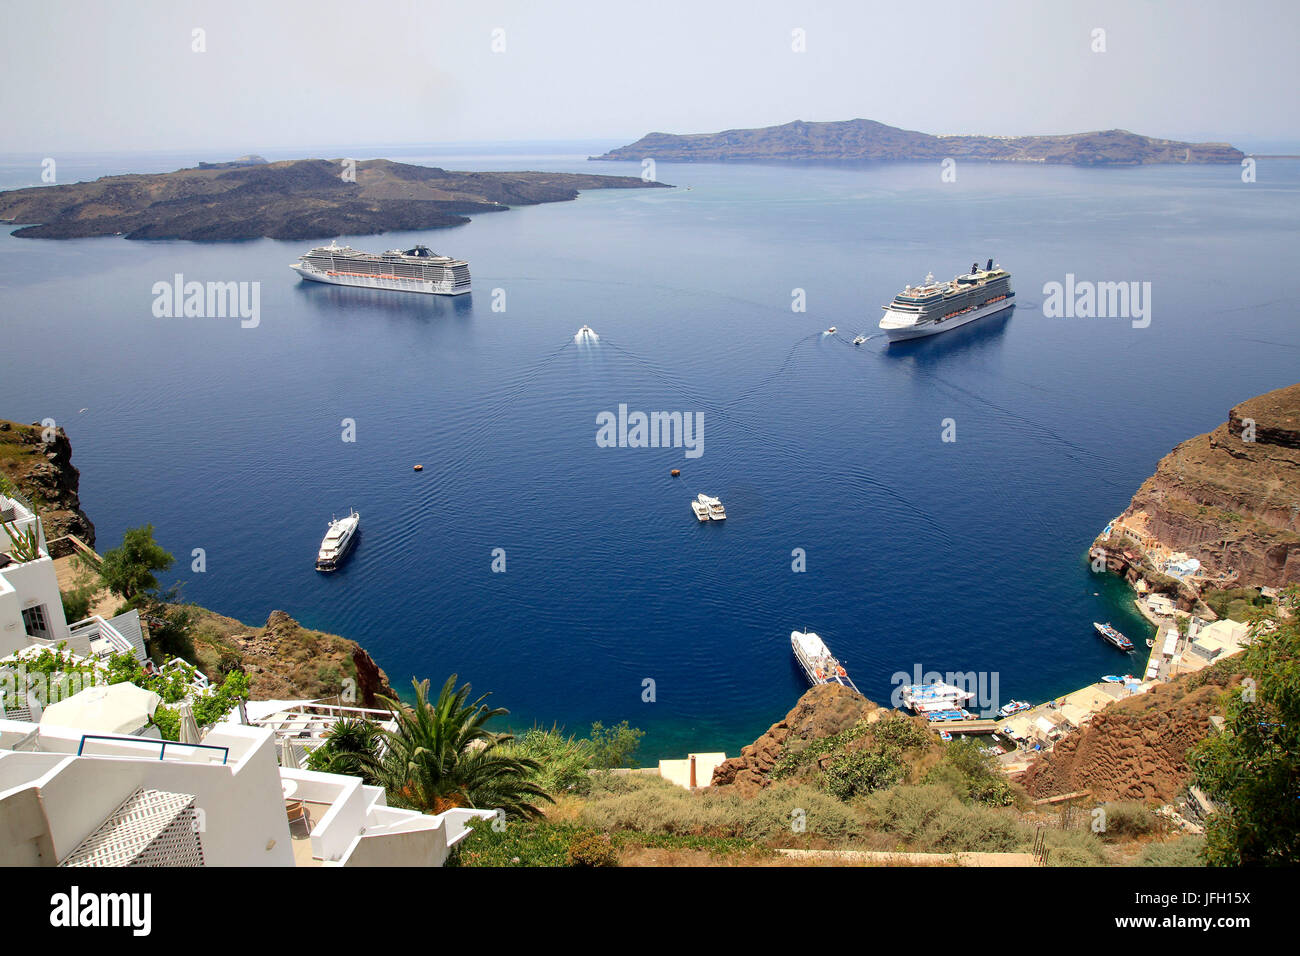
top-left (690, 499), bottom-right (711, 522)
top-left (697, 493), bottom-right (726, 520)
top-left (998, 700), bottom-right (1032, 718)
top-left (879, 259), bottom-right (1014, 342)
top-left (790, 629), bottom-right (859, 692)
top-left (316, 510), bottom-right (360, 571)
top-left (1094, 621), bottom-right (1134, 652)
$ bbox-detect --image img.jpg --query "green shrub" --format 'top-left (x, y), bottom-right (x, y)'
top-left (822, 747), bottom-right (909, 800)
top-left (587, 720), bottom-right (645, 770)
top-left (1098, 801), bottom-right (1157, 840)
top-left (567, 831), bottom-right (618, 867)
top-left (1136, 836), bottom-right (1206, 867)
top-left (924, 739), bottom-right (1014, 806)
top-left (574, 776), bottom-right (868, 841)
top-left (502, 725), bottom-right (598, 796)
top-left (1041, 828), bottom-right (1108, 866)
top-left (449, 817), bottom-right (577, 867)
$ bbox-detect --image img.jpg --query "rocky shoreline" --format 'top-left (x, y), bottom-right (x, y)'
top-left (0, 419), bottom-right (95, 546)
top-left (0, 158), bottom-right (669, 241)
top-left (1091, 383), bottom-right (1300, 604)
top-left (593, 119), bottom-right (1244, 166)
top-left (2, 415), bottom-right (395, 701)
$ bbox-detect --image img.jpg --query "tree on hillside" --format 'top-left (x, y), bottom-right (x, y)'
top-left (375, 676), bottom-right (552, 819)
top-left (1189, 586), bottom-right (1300, 865)
top-left (99, 524), bottom-right (173, 601)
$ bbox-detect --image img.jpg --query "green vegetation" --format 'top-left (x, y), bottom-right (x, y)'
top-left (1136, 836), bottom-right (1206, 867)
top-left (1204, 587), bottom-right (1268, 623)
top-left (99, 524), bottom-right (173, 602)
top-left (1, 643), bottom-right (248, 740)
top-left (1190, 586), bottom-right (1300, 865)
top-left (308, 675), bottom-right (553, 819)
top-left (499, 720), bottom-right (646, 796)
top-left (448, 815), bottom-right (766, 867)
top-left (1, 514), bottom-right (41, 562)
top-left (305, 717), bottom-right (384, 784)
top-left (1097, 801), bottom-right (1159, 840)
top-left (923, 739), bottom-right (1015, 806)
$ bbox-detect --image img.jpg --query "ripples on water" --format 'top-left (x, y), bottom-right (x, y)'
top-left (1, 152), bottom-right (1297, 758)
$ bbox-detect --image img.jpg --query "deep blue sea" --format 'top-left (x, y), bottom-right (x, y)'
top-left (2, 143), bottom-right (1297, 760)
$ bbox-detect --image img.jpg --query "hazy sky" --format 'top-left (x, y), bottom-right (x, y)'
top-left (2, 0), bottom-right (1296, 153)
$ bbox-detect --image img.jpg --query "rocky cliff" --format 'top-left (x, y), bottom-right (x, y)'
top-left (0, 158), bottom-right (668, 241)
top-left (1019, 662), bottom-right (1238, 803)
top-left (0, 419), bottom-right (95, 546)
top-left (594, 119), bottom-right (1244, 166)
top-left (1096, 383), bottom-right (1300, 589)
top-left (189, 607), bottom-right (395, 705)
top-left (711, 683), bottom-right (883, 797)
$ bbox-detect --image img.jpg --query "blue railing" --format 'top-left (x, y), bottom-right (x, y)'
top-left (76, 734), bottom-right (229, 765)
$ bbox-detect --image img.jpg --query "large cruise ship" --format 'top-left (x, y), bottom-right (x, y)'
top-left (291, 241), bottom-right (471, 295)
top-left (878, 259), bottom-right (1014, 342)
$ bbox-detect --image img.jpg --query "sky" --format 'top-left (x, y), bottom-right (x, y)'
top-left (1, 0), bottom-right (1296, 154)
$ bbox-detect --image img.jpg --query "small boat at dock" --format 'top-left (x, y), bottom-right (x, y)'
top-left (790, 630), bottom-right (859, 692)
top-left (1094, 622), bottom-right (1134, 652)
top-left (998, 700), bottom-right (1031, 718)
top-left (316, 510), bottom-right (360, 571)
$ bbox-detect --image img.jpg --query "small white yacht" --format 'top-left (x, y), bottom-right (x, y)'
top-left (316, 510), bottom-right (360, 571)
top-left (690, 499), bottom-right (711, 522)
top-left (824, 326), bottom-right (837, 335)
top-left (575, 325), bottom-right (598, 343)
top-left (697, 493), bottom-right (726, 521)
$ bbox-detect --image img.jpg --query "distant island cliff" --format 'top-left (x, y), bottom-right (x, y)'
top-left (1094, 383), bottom-right (1300, 600)
top-left (0, 158), bottom-right (668, 241)
top-left (593, 118), bottom-right (1244, 166)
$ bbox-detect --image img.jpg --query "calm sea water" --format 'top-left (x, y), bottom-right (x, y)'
top-left (2, 144), bottom-right (1297, 759)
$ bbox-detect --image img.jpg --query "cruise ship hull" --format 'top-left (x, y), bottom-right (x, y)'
top-left (881, 294), bottom-right (1015, 342)
top-left (291, 262), bottom-right (471, 296)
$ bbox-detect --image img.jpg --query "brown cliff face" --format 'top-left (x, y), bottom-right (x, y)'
top-left (711, 684), bottom-right (880, 797)
top-left (190, 607), bottom-right (394, 704)
top-left (0, 420), bottom-right (96, 547)
top-left (1105, 383), bottom-right (1300, 588)
top-left (1018, 664), bottom-right (1238, 803)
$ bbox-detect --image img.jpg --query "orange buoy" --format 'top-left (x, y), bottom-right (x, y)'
top-left (413, 464), bottom-right (424, 472)
top-left (670, 469), bottom-right (680, 477)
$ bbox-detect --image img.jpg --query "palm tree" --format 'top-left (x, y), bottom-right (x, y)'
top-left (306, 717), bottom-right (384, 785)
top-left (375, 675), bottom-right (552, 819)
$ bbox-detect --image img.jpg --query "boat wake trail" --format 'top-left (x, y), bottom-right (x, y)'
top-left (721, 332), bottom-right (822, 410)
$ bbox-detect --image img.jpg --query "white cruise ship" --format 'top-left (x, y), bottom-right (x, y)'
top-left (879, 259), bottom-right (1014, 342)
top-left (315, 510), bottom-right (360, 571)
top-left (790, 630), bottom-right (859, 693)
top-left (291, 241), bottom-right (471, 295)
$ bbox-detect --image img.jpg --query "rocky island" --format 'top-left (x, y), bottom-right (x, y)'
top-left (0, 158), bottom-right (668, 241)
top-left (593, 118), bottom-right (1244, 166)
top-left (1093, 382), bottom-right (1300, 604)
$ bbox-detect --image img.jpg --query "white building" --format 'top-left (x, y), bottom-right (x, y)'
top-left (0, 492), bottom-right (144, 667)
top-left (0, 714), bottom-right (493, 866)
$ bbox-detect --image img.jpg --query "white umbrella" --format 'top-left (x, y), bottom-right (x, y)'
top-left (177, 701), bottom-right (202, 745)
top-left (40, 682), bottom-right (161, 736)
